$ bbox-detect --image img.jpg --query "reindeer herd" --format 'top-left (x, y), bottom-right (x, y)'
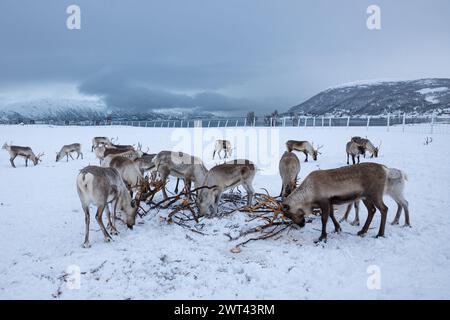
top-left (1, 134), bottom-right (410, 247)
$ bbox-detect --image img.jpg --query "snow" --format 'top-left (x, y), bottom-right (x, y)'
top-left (0, 124), bottom-right (449, 299)
top-left (416, 87), bottom-right (449, 104)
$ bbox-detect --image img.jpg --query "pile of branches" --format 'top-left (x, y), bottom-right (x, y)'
top-left (135, 177), bottom-right (298, 247)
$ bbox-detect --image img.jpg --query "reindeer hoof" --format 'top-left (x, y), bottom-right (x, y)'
top-left (335, 227), bottom-right (342, 233)
top-left (339, 218), bottom-right (346, 223)
top-left (375, 234), bottom-right (385, 238)
top-left (391, 220), bottom-right (399, 225)
top-left (82, 242), bottom-right (91, 248)
top-left (357, 230), bottom-right (366, 236)
top-left (403, 224), bottom-right (412, 228)
top-left (104, 237), bottom-right (112, 243)
top-left (351, 220), bottom-right (360, 226)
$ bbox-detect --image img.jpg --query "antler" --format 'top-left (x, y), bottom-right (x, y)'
top-left (36, 152), bottom-right (45, 162)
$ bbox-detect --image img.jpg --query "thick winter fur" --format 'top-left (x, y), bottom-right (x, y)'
top-left (285, 140), bottom-right (321, 162)
top-left (213, 139), bottom-right (232, 159)
top-left (152, 151), bottom-right (208, 199)
top-left (279, 151), bottom-right (300, 198)
top-left (2, 143), bottom-right (43, 168)
top-left (56, 143), bottom-right (83, 162)
top-left (197, 159), bottom-right (256, 216)
top-left (282, 163), bottom-right (389, 242)
top-left (76, 166), bottom-right (137, 248)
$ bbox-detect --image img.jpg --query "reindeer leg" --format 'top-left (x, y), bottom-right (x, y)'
top-left (212, 150), bottom-right (216, 159)
top-left (329, 204), bottom-right (342, 233)
top-left (357, 155), bottom-right (360, 164)
top-left (243, 182), bottom-right (255, 206)
top-left (95, 205), bottom-right (112, 242)
top-left (317, 202), bottom-right (330, 242)
top-left (346, 153), bottom-right (349, 165)
top-left (304, 151), bottom-right (308, 162)
top-left (174, 178), bottom-right (180, 194)
top-left (358, 200), bottom-right (376, 236)
top-left (79, 152), bottom-right (83, 159)
top-left (66, 154), bottom-right (69, 162)
top-left (69, 153), bottom-right (74, 160)
top-left (373, 198), bottom-right (388, 238)
top-left (391, 201), bottom-right (402, 225)
top-left (82, 205), bottom-right (91, 248)
top-left (340, 202), bottom-right (353, 223)
top-left (10, 155), bottom-right (17, 168)
top-left (351, 201), bottom-right (360, 226)
top-left (25, 157), bottom-right (28, 167)
top-left (105, 205), bottom-right (118, 235)
top-left (351, 155), bottom-right (356, 165)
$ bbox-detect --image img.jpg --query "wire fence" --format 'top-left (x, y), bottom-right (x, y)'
top-left (2, 115), bottom-right (449, 134)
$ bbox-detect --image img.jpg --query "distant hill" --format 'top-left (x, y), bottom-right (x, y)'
top-left (287, 78), bottom-right (450, 116)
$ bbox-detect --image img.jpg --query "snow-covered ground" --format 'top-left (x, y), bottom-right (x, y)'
top-left (0, 124), bottom-right (449, 299)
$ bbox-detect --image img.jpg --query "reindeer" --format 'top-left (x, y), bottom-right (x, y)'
top-left (197, 159), bottom-right (256, 216)
top-left (285, 140), bottom-right (323, 162)
top-left (213, 139), bottom-right (232, 159)
top-left (56, 143), bottom-right (83, 162)
top-left (351, 137), bottom-right (381, 158)
top-left (346, 141), bottom-right (366, 165)
top-left (91, 137), bottom-right (113, 152)
top-left (108, 156), bottom-right (145, 196)
top-left (95, 145), bottom-right (143, 165)
top-left (340, 167), bottom-right (410, 227)
top-left (134, 153), bottom-right (156, 175)
top-left (282, 163), bottom-right (390, 242)
top-left (76, 166), bottom-right (138, 248)
top-left (152, 151), bottom-right (208, 199)
top-left (279, 151), bottom-right (300, 198)
top-left (2, 143), bottom-right (44, 168)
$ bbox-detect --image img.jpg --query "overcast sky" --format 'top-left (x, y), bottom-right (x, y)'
top-left (0, 0), bottom-right (449, 114)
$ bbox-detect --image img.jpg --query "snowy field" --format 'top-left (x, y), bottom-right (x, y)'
top-left (0, 124), bottom-right (449, 299)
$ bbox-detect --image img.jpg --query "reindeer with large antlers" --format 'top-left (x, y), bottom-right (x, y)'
top-left (285, 140), bottom-right (323, 162)
top-left (2, 143), bottom-right (44, 168)
top-left (76, 166), bottom-right (139, 248)
top-left (56, 143), bottom-right (83, 162)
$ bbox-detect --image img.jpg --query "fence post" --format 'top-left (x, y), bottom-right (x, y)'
top-left (430, 114), bottom-right (435, 134)
top-left (283, 118), bottom-right (286, 127)
top-left (402, 113), bottom-right (406, 132)
top-left (346, 116), bottom-right (350, 129)
top-left (217, 120), bottom-right (220, 127)
top-left (387, 113), bottom-right (390, 132)
top-left (208, 121), bottom-right (210, 128)
top-left (366, 116), bottom-right (371, 131)
top-left (321, 116), bottom-right (324, 127)
top-left (329, 117), bottom-right (332, 127)
top-left (235, 120), bottom-right (238, 127)
top-left (304, 117), bottom-right (307, 127)
top-left (244, 118), bottom-right (247, 127)
top-left (253, 116), bottom-right (256, 126)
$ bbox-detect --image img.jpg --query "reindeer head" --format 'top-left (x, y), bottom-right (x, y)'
top-left (312, 143), bottom-right (323, 161)
top-left (33, 152), bottom-right (44, 165)
top-left (373, 141), bottom-right (382, 158)
top-left (197, 186), bottom-right (220, 217)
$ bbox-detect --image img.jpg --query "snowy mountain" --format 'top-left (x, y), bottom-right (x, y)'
top-left (288, 78), bottom-right (450, 116)
top-left (0, 98), bottom-right (216, 122)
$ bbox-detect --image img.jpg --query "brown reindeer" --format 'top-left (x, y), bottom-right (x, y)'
top-left (197, 159), bottom-right (256, 216)
top-left (2, 143), bottom-right (44, 168)
top-left (152, 151), bottom-right (208, 199)
top-left (351, 137), bottom-right (381, 158)
top-left (76, 166), bottom-right (138, 248)
top-left (56, 143), bottom-right (83, 162)
top-left (279, 151), bottom-right (300, 198)
top-left (346, 141), bottom-right (366, 165)
top-left (286, 140), bottom-right (323, 162)
top-left (282, 163), bottom-right (390, 242)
